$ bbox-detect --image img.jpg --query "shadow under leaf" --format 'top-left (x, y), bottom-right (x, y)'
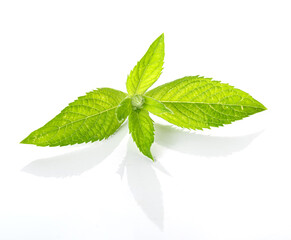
top-left (117, 139), bottom-right (164, 230)
top-left (21, 122), bottom-right (263, 231)
top-left (22, 125), bottom-right (127, 177)
top-left (154, 124), bottom-right (262, 157)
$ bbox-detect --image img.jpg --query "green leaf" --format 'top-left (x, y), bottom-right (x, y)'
top-left (21, 33), bottom-right (267, 162)
top-left (128, 109), bottom-right (155, 160)
top-left (146, 76), bottom-right (266, 130)
top-left (143, 96), bottom-right (172, 115)
top-left (21, 88), bottom-right (127, 146)
top-left (116, 97), bottom-right (132, 122)
top-left (126, 33), bottom-right (164, 96)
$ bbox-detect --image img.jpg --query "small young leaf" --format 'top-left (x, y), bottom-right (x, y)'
top-left (146, 76), bottom-right (266, 130)
top-left (126, 33), bottom-right (164, 96)
top-left (21, 88), bottom-right (127, 146)
top-left (131, 95), bottom-right (145, 110)
top-left (116, 97), bottom-right (132, 122)
top-left (143, 96), bottom-right (172, 115)
top-left (128, 109), bottom-right (155, 160)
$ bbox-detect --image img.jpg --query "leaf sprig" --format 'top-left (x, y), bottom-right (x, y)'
top-left (21, 33), bottom-right (266, 160)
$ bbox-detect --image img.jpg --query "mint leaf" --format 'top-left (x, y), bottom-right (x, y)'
top-left (143, 96), bottom-right (172, 115)
top-left (22, 34), bottom-right (266, 161)
top-left (126, 33), bottom-right (164, 95)
top-left (146, 76), bottom-right (266, 130)
top-left (116, 97), bottom-right (132, 122)
top-left (21, 88), bottom-right (127, 146)
top-left (128, 109), bottom-right (155, 160)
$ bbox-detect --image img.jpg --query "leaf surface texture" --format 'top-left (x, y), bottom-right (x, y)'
top-left (146, 76), bottom-right (266, 130)
top-left (126, 34), bottom-right (164, 95)
top-left (21, 88), bottom-right (127, 146)
top-left (128, 109), bottom-right (155, 160)
top-left (143, 96), bottom-right (172, 115)
top-left (116, 97), bottom-right (132, 122)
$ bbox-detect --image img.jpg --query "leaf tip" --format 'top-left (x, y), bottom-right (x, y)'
top-left (257, 101), bottom-right (267, 112)
top-left (147, 152), bottom-right (154, 161)
top-left (116, 117), bottom-right (124, 123)
top-left (20, 137), bottom-right (31, 145)
top-left (115, 111), bottom-right (124, 123)
top-left (155, 33), bottom-right (164, 44)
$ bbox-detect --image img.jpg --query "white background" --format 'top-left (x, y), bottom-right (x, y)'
top-left (0, 0), bottom-right (290, 239)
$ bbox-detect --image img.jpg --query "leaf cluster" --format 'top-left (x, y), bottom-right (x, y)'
top-left (21, 34), bottom-right (266, 160)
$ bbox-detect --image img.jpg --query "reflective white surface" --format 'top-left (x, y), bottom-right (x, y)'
top-left (1, 0), bottom-right (291, 239)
